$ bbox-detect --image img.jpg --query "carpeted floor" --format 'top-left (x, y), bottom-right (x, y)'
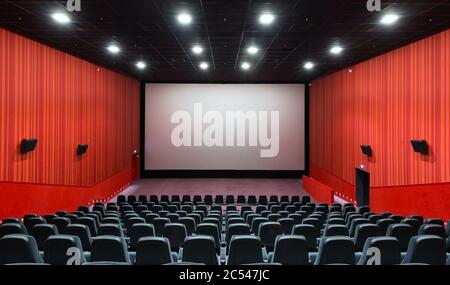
top-left (111, 178), bottom-right (309, 202)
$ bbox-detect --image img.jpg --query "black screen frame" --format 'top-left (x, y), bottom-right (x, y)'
top-left (140, 81), bottom-right (310, 178)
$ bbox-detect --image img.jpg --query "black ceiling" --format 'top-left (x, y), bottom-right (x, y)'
top-left (1, 0), bottom-right (449, 82)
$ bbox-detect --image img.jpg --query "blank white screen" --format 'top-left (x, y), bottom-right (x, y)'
top-left (145, 84), bottom-right (305, 170)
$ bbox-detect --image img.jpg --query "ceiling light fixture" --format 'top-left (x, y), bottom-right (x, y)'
top-left (177, 13), bottom-right (192, 25)
top-left (51, 12), bottom-right (71, 24)
top-left (107, 44), bottom-right (120, 54)
top-left (380, 13), bottom-right (400, 25)
top-left (199, 62), bottom-right (209, 70)
top-left (247, 46), bottom-right (259, 55)
top-left (136, 61), bottom-right (146, 69)
top-left (259, 13), bottom-right (274, 25)
top-left (241, 62), bottom-right (251, 70)
top-left (303, 61), bottom-right (315, 70)
top-left (192, 45), bottom-right (203, 54)
top-left (330, 45), bottom-right (343, 55)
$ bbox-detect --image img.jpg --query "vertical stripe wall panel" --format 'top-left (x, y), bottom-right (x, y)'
top-left (0, 28), bottom-right (140, 187)
top-left (310, 29), bottom-right (450, 188)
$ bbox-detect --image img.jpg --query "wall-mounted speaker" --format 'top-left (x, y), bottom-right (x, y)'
top-left (360, 145), bottom-right (372, 157)
top-left (20, 139), bottom-right (38, 154)
top-left (77, 144), bottom-right (88, 155)
top-left (411, 140), bottom-right (428, 155)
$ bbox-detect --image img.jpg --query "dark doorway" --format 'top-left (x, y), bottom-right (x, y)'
top-left (355, 168), bottom-right (370, 207)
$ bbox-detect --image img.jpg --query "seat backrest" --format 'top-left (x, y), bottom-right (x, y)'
top-left (2, 218), bottom-right (21, 224)
top-left (301, 196), bottom-right (310, 205)
top-left (135, 237), bottom-right (173, 265)
top-left (153, 217), bottom-right (170, 236)
top-left (64, 224), bottom-right (92, 251)
top-left (271, 235), bottom-right (308, 265)
top-left (203, 195), bottom-right (212, 205)
top-left (302, 217), bottom-right (322, 230)
top-left (292, 224), bottom-right (319, 251)
top-left (268, 213), bottom-right (281, 222)
top-left (225, 195), bottom-right (235, 204)
top-left (402, 218), bottom-right (422, 235)
top-left (278, 218), bottom-right (294, 234)
top-left (160, 195), bottom-right (170, 203)
top-left (269, 195), bottom-right (279, 203)
top-left (182, 235), bottom-right (218, 265)
top-left (144, 213), bottom-right (160, 224)
top-left (258, 222), bottom-right (283, 252)
top-left (162, 223), bottom-right (187, 251)
top-left (30, 224), bottom-right (58, 250)
top-left (129, 223), bottom-right (155, 250)
top-left (327, 218), bottom-right (346, 226)
top-left (44, 235), bottom-right (86, 265)
top-left (97, 223), bottom-right (123, 237)
top-left (226, 223), bottom-right (251, 247)
top-left (214, 195), bottom-right (224, 204)
top-left (102, 217), bottom-right (120, 224)
top-left (418, 224), bottom-right (446, 239)
top-left (389, 215), bottom-right (404, 223)
top-left (166, 213), bottom-right (180, 223)
top-left (178, 217), bottom-right (196, 236)
top-left (314, 236), bottom-right (355, 265)
top-left (403, 235), bottom-right (446, 265)
top-left (291, 196), bottom-right (300, 204)
top-left (354, 224), bottom-right (383, 251)
top-left (258, 196), bottom-right (268, 205)
top-left (324, 224), bottom-right (349, 237)
top-left (0, 234), bottom-right (44, 265)
top-left (386, 223), bottom-right (415, 251)
top-left (91, 236), bottom-right (131, 264)
top-left (287, 214), bottom-right (303, 225)
top-left (50, 217), bottom-right (71, 233)
top-left (196, 223), bottom-right (220, 254)
top-left (376, 218), bottom-right (396, 235)
top-left (251, 217), bottom-right (269, 234)
top-left (0, 223), bottom-right (28, 238)
top-left (24, 217), bottom-right (45, 233)
top-left (227, 235), bottom-right (263, 265)
top-left (248, 195), bottom-right (257, 205)
top-left (349, 218), bottom-right (371, 237)
top-left (76, 217), bottom-right (97, 236)
top-left (358, 236), bottom-right (401, 265)
top-left (424, 218), bottom-right (445, 227)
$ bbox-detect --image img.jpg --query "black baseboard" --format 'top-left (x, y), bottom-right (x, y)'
top-left (141, 170), bottom-right (305, 179)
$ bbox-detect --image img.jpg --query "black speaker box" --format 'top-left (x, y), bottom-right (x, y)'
top-left (360, 145), bottom-right (372, 157)
top-left (411, 140), bottom-right (428, 154)
top-left (77, 144), bottom-right (88, 155)
top-left (20, 139), bottom-right (38, 154)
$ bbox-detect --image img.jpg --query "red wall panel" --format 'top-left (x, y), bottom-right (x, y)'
top-left (310, 29), bottom-right (450, 219)
top-left (302, 176), bottom-right (334, 205)
top-left (0, 28), bottom-right (140, 218)
top-left (0, 28), bottom-right (140, 187)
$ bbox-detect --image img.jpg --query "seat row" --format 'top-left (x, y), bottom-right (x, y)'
top-left (117, 194), bottom-right (310, 205)
top-left (1, 233), bottom-right (449, 265)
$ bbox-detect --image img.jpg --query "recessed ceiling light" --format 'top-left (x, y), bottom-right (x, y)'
top-left (107, 44), bottom-right (120, 54)
top-left (259, 13), bottom-right (274, 25)
top-left (241, 62), bottom-right (251, 70)
top-left (51, 12), bottom-right (71, 24)
top-left (380, 13), bottom-right (400, 25)
top-left (247, 46), bottom-right (259, 55)
top-left (330, 45), bottom-right (343, 55)
top-left (192, 45), bottom-right (203, 54)
top-left (199, 62), bottom-right (209, 70)
top-left (136, 61), bottom-right (146, 69)
top-left (303, 61), bottom-right (315, 70)
top-left (177, 13), bottom-right (192, 25)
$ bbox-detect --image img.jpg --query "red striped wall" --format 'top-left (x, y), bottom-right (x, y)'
top-left (310, 29), bottom-right (450, 219)
top-left (0, 28), bottom-right (140, 218)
